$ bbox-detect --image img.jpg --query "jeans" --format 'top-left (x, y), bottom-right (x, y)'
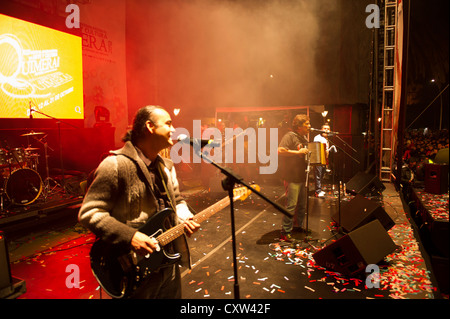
top-left (315, 165), bottom-right (325, 193)
top-left (282, 181), bottom-right (307, 234)
top-left (129, 263), bottom-right (181, 299)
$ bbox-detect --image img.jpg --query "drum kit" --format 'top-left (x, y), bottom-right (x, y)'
top-left (1, 131), bottom-right (59, 210)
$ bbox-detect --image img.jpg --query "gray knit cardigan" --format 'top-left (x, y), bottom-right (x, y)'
top-left (78, 141), bottom-right (193, 266)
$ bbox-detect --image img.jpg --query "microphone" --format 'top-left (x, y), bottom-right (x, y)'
top-left (310, 128), bottom-right (338, 136)
top-left (177, 134), bottom-right (221, 148)
top-left (29, 101), bottom-right (33, 119)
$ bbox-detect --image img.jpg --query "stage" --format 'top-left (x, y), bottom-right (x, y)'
top-left (2, 176), bottom-right (448, 301)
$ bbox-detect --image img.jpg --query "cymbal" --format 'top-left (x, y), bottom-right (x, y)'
top-left (24, 147), bottom-right (39, 151)
top-left (21, 131), bottom-right (45, 137)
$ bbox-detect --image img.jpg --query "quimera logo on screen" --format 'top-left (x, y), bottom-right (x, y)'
top-left (0, 14), bottom-right (83, 119)
top-left (0, 34), bottom-right (72, 99)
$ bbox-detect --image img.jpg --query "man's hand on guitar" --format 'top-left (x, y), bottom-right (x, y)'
top-left (131, 231), bottom-right (160, 256)
top-left (183, 218), bottom-right (200, 237)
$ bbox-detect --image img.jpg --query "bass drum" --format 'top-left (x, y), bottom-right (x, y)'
top-left (5, 168), bottom-right (42, 205)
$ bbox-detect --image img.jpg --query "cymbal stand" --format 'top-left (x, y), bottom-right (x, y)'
top-left (29, 103), bottom-right (80, 192)
top-left (35, 134), bottom-right (62, 200)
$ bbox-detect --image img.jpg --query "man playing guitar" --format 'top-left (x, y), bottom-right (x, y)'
top-left (79, 106), bottom-right (200, 299)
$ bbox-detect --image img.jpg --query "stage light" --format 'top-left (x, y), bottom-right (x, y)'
top-left (258, 117), bottom-right (265, 127)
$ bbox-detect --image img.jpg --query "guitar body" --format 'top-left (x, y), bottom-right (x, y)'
top-left (88, 185), bottom-right (258, 299)
top-left (90, 208), bottom-right (180, 299)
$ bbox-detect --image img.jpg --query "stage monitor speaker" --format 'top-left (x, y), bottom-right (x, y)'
top-left (313, 220), bottom-right (397, 277)
top-left (346, 171), bottom-right (385, 196)
top-left (332, 194), bottom-right (395, 232)
top-left (0, 231), bottom-right (13, 297)
top-left (424, 164), bottom-right (448, 194)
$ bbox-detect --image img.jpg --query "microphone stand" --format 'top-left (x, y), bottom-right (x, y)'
top-left (304, 151), bottom-right (311, 240)
top-left (29, 104), bottom-right (80, 192)
top-left (320, 145), bottom-right (345, 245)
top-left (321, 133), bottom-right (361, 245)
top-left (332, 135), bottom-right (359, 161)
top-left (191, 142), bottom-right (292, 300)
top-left (300, 151), bottom-right (322, 249)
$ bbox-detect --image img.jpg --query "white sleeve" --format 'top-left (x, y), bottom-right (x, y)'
top-left (176, 203), bottom-right (194, 222)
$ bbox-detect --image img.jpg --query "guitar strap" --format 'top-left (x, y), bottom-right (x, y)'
top-left (156, 163), bottom-right (177, 214)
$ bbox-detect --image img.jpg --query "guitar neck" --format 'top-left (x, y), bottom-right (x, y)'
top-left (156, 196), bottom-right (231, 247)
top-left (193, 196), bottom-right (231, 224)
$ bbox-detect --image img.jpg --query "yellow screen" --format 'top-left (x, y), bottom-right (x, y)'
top-left (0, 14), bottom-right (83, 119)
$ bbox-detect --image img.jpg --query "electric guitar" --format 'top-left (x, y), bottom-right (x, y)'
top-left (89, 184), bottom-right (259, 299)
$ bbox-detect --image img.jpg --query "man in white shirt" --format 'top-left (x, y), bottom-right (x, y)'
top-left (313, 124), bottom-right (331, 198)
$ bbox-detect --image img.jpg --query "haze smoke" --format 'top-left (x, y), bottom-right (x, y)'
top-left (126, 0), bottom-right (348, 117)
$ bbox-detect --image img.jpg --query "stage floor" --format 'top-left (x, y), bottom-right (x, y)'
top-left (3, 179), bottom-right (447, 302)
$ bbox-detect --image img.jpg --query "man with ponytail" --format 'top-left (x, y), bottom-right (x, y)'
top-left (79, 105), bottom-right (199, 299)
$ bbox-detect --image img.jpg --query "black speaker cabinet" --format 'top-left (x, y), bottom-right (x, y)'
top-left (313, 220), bottom-right (397, 277)
top-left (0, 231), bottom-right (13, 297)
top-left (424, 164), bottom-right (448, 194)
top-left (346, 171), bottom-right (386, 196)
top-left (431, 255), bottom-right (449, 294)
top-left (332, 194), bottom-right (395, 232)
